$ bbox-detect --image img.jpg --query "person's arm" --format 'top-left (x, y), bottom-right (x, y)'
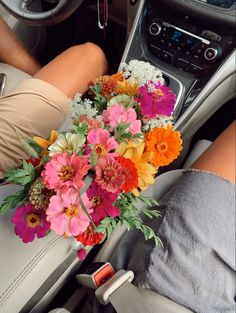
top-left (0, 17), bottom-right (41, 75)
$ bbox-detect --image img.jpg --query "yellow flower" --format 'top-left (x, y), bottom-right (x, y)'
top-left (116, 140), bottom-right (157, 196)
top-left (33, 130), bottom-right (58, 155)
top-left (116, 80), bottom-right (139, 97)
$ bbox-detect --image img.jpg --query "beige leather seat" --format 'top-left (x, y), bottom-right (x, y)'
top-left (0, 64), bottom-right (82, 313)
top-left (0, 62), bottom-right (30, 95)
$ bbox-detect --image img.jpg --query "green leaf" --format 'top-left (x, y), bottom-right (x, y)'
top-left (16, 130), bottom-right (38, 158)
top-left (95, 217), bottom-right (117, 241)
top-left (138, 195), bottom-right (159, 207)
top-left (0, 189), bottom-right (28, 215)
top-left (139, 225), bottom-right (163, 247)
top-left (114, 193), bottom-right (162, 246)
top-left (27, 139), bottom-right (43, 155)
top-left (4, 160), bottom-right (36, 185)
top-left (78, 193), bottom-right (95, 227)
top-left (90, 150), bottom-right (98, 167)
top-left (72, 122), bottom-right (88, 136)
top-left (96, 217), bottom-right (112, 233)
top-left (79, 175), bottom-right (93, 196)
top-left (106, 223), bottom-right (113, 240)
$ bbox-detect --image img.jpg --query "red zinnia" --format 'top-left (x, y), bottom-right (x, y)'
top-left (116, 156), bottom-right (138, 192)
top-left (76, 224), bottom-right (104, 246)
top-left (26, 157), bottom-right (41, 168)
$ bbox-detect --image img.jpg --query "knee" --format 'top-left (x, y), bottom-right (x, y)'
top-left (83, 42), bottom-right (108, 72)
top-left (66, 43), bottom-right (108, 72)
top-left (84, 42), bottom-right (106, 61)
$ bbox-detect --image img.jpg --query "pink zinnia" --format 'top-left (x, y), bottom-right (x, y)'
top-left (42, 153), bottom-right (91, 191)
top-left (46, 188), bottom-right (93, 237)
top-left (137, 82), bottom-right (176, 118)
top-left (11, 204), bottom-right (50, 243)
top-left (87, 182), bottom-right (120, 223)
top-left (102, 104), bottom-right (141, 134)
top-left (87, 128), bottom-right (118, 158)
top-left (95, 157), bottom-right (125, 193)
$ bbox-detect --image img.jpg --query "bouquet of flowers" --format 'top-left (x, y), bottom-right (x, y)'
top-left (0, 60), bottom-right (182, 258)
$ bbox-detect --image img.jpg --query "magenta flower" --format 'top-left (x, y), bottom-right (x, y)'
top-left (87, 182), bottom-right (120, 223)
top-left (77, 248), bottom-right (87, 260)
top-left (137, 82), bottom-right (176, 118)
top-left (95, 157), bottom-right (125, 193)
top-left (11, 204), bottom-right (50, 243)
top-left (87, 128), bottom-right (118, 158)
top-left (102, 104), bottom-right (141, 134)
top-left (42, 153), bottom-right (91, 191)
top-left (46, 188), bottom-right (93, 237)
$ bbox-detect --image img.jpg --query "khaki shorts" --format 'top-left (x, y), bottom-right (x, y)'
top-left (0, 78), bottom-right (69, 177)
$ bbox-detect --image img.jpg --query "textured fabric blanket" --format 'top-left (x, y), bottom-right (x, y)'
top-left (94, 170), bottom-right (236, 313)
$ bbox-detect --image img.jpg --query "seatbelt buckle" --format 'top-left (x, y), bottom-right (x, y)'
top-left (76, 262), bottom-right (115, 289)
top-left (95, 269), bottom-right (134, 305)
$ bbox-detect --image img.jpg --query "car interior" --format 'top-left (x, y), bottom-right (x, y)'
top-left (0, 0), bottom-right (235, 312)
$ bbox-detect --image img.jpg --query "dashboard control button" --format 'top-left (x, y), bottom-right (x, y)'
top-left (149, 23), bottom-right (161, 36)
top-left (176, 58), bottom-right (189, 70)
top-left (189, 63), bottom-right (203, 74)
top-left (149, 44), bottom-right (162, 57)
top-left (204, 47), bottom-right (218, 60)
top-left (161, 32), bottom-right (167, 38)
top-left (193, 54), bottom-right (200, 60)
top-left (160, 51), bottom-right (173, 63)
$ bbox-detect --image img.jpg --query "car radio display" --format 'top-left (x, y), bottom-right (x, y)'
top-left (170, 29), bottom-right (197, 50)
top-left (171, 30), bottom-right (183, 43)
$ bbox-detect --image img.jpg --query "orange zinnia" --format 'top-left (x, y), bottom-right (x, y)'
top-left (145, 127), bottom-right (182, 167)
top-left (89, 73), bottom-right (124, 99)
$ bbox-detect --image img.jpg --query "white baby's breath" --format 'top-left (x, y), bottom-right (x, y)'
top-left (119, 60), bottom-right (164, 86)
top-left (70, 93), bottom-right (97, 119)
top-left (142, 116), bottom-right (174, 132)
top-left (95, 115), bottom-right (103, 122)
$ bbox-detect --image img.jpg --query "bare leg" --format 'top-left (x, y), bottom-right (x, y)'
top-left (191, 121), bottom-right (235, 183)
top-left (34, 43), bottom-right (108, 98)
top-left (0, 42), bottom-right (108, 175)
top-left (0, 17), bottom-right (41, 75)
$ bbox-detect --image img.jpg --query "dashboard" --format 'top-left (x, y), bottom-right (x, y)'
top-left (122, 0), bottom-right (236, 122)
top-left (197, 0), bottom-right (236, 8)
top-left (145, 0), bottom-right (235, 77)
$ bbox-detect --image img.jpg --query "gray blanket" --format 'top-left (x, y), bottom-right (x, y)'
top-left (94, 170), bottom-right (236, 313)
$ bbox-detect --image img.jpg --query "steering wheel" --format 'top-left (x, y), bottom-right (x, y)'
top-left (0, 0), bottom-right (84, 26)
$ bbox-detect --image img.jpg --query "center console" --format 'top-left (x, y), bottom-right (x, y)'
top-left (122, 0), bottom-right (236, 121)
top-left (148, 20), bottom-right (224, 75)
